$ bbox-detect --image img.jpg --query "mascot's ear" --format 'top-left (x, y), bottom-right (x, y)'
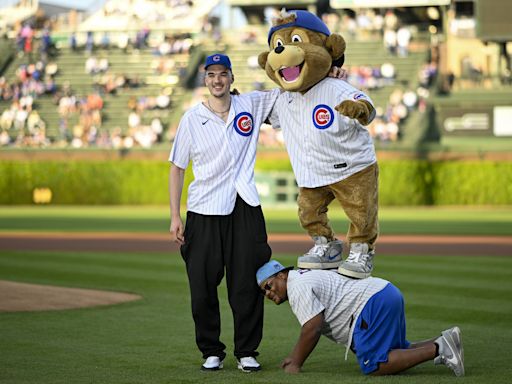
top-left (258, 51), bottom-right (269, 69)
top-left (326, 34), bottom-right (346, 60)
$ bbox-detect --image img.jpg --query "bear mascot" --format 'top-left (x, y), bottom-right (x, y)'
top-left (258, 9), bottom-right (378, 278)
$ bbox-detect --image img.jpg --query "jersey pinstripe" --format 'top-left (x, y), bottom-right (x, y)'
top-left (169, 89), bottom-right (280, 215)
top-left (269, 78), bottom-right (377, 188)
top-left (287, 269), bottom-right (388, 346)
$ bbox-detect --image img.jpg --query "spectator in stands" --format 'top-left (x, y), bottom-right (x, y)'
top-left (117, 32), bottom-right (130, 52)
top-left (384, 9), bottom-right (398, 31)
top-left (0, 107), bottom-right (14, 131)
top-left (396, 26), bottom-right (411, 57)
top-left (69, 32), bottom-right (77, 51)
top-left (101, 32), bottom-right (110, 50)
top-left (151, 117), bottom-right (163, 142)
top-left (40, 28), bottom-right (53, 61)
top-left (85, 31), bottom-right (94, 55)
top-left (85, 56), bottom-right (98, 75)
top-left (128, 111), bottom-right (141, 130)
top-left (383, 28), bottom-right (397, 55)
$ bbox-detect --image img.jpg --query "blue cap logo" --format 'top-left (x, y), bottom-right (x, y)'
top-left (205, 53), bottom-right (232, 70)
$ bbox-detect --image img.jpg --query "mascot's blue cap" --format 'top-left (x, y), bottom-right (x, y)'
top-left (267, 10), bottom-right (331, 45)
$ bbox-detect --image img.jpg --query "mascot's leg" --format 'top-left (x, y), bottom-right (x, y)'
top-left (296, 186), bottom-right (343, 269)
top-left (331, 163), bottom-right (379, 278)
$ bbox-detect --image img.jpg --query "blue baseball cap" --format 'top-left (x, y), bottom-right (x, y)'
top-left (268, 10), bottom-right (331, 45)
top-left (204, 53), bottom-right (232, 70)
top-left (256, 260), bottom-right (293, 286)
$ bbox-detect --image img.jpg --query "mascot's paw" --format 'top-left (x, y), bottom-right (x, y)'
top-left (335, 100), bottom-right (372, 126)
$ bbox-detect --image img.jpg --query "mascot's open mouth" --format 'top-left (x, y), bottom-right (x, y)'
top-left (278, 62), bottom-right (304, 83)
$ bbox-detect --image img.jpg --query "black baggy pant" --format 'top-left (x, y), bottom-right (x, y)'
top-left (180, 195), bottom-right (272, 360)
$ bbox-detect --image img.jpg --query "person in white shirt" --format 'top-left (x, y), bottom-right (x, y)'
top-left (169, 53), bottom-right (280, 373)
top-left (256, 260), bottom-right (465, 377)
top-left (170, 53), bottom-right (345, 372)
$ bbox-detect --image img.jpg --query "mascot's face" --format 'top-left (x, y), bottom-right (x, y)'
top-left (258, 11), bottom-right (346, 93)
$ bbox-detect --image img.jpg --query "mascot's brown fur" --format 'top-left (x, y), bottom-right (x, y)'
top-left (257, 9), bottom-right (379, 278)
top-left (258, 10), bottom-right (375, 125)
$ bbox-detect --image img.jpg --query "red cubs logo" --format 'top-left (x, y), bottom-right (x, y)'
top-left (312, 104), bottom-right (334, 129)
top-left (234, 112), bottom-right (253, 136)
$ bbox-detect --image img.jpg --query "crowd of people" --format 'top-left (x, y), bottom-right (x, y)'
top-left (1, 6), bottom-right (444, 150)
top-left (0, 17), bottom-right (191, 149)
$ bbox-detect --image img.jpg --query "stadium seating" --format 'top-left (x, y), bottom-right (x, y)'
top-left (0, 45), bottom-right (190, 140)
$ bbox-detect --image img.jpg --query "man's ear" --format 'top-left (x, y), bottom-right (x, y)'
top-left (258, 51), bottom-right (269, 69)
top-left (326, 34), bottom-right (346, 60)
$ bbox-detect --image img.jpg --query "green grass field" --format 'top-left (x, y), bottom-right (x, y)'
top-left (1, 205), bottom-right (511, 235)
top-left (1, 206), bottom-right (512, 383)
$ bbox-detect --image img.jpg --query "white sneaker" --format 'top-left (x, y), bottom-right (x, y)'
top-left (237, 356), bottom-right (261, 372)
top-left (297, 236), bottom-right (343, 269)
top-left (338, 242), bottom-right (374, 279)
top-left (434, 326), bottom-right (465, 377)
top-left (201, 356), bottom-right (223, 371)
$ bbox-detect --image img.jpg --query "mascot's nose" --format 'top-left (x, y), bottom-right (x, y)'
top-left (274, 46), bottom-right (285, 54)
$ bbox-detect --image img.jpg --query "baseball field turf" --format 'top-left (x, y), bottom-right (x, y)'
top-left (1, 206), bottom-right (511, 383)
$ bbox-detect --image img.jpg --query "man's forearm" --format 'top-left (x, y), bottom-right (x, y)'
top-left (169, 164), bottom-right (185, 218)
top-left (287, 313), bottom-right (323, 368)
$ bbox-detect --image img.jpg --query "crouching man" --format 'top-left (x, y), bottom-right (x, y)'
top-left (257, 260), bottom-right (464, 376)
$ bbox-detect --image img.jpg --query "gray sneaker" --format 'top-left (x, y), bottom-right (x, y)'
top-left (434, 326), bottom-right (465, 377)
top-left (297, 236), bottom-right (343, 269)
top-left (338, 243), bottom-right (374, 279)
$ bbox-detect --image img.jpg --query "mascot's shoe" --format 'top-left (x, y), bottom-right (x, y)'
top-left (201, 356), bottom-right (223, 371)
top-left (297, 236), bottom-right (343, 269)
top-left (338, 243), bottom-right (374, 279)
top-left (434, 326), bottom-right (465, 377)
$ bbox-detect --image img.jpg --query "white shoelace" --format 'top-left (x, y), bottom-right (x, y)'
top-left (305, 244), bottom-right (329, 257)
top-left (346, 251), bottom-right (368, 264)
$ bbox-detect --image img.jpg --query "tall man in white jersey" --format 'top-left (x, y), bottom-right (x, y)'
top-left (169, 54), bottom-right (281, 372)
top-left (257, 260), bottom-right (465, 377)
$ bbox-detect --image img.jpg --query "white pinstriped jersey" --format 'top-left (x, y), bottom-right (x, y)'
top-left (269, 78), bottom-right (377, 188)
top-left (169, 89), bottom-right (280, 215)
top-left (287, 269), bottom-right (388, 346)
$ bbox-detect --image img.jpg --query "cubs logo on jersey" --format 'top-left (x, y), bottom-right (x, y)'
top-left (312, 104), bottom-right (334, 129)
top-left (234, 112), bottom-right (254, 136)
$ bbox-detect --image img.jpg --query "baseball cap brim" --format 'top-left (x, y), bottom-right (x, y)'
top-left (256, 260), bottom-right (293, 286)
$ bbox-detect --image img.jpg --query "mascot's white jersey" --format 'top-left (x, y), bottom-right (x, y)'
top-left (269, 78), bottom-right (377, 188)
top-left (170, 89), bottom-right (280, 215)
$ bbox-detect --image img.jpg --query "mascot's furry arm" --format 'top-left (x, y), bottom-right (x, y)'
top-left (335, 99), bottom-right (375, 126)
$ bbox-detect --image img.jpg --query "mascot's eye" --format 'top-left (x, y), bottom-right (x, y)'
top-left (275, 38), bottom-right (284, 47)
top-left (291, 34), bottom-right (302, 43)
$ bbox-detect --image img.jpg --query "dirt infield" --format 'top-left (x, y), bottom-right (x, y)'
top-left (0, 280), bottom-right (141, 313)
top-left (1, 231), bottom-right (511, 256)
top-left (1, 232), bottom-right (510, 313)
